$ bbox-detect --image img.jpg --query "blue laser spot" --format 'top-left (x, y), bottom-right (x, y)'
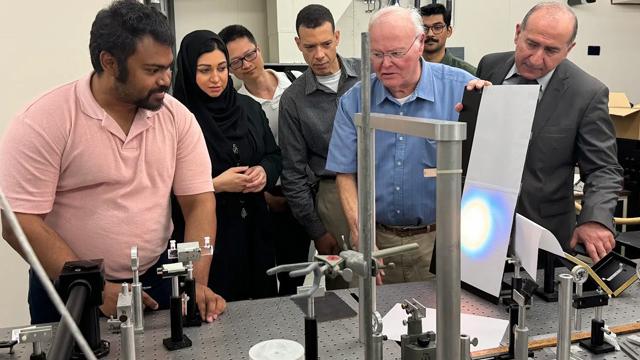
top-left (461, 187), bottom-right (512, 258)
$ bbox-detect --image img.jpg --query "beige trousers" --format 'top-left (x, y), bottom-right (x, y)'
top-left (315, 179), bottom-right (351, 252)
top-left (376, 229), bottom-right (436, 284)
top-left (316, 179), bottom-right (353, 288)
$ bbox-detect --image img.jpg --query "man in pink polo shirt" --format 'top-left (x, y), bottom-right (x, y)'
top-left (0, 0), bottom-right (226, 324)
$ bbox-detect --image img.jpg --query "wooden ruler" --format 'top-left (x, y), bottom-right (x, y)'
top-left (471, 321), bottom-right (640, 359)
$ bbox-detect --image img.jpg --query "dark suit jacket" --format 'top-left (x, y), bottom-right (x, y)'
top-left (473, 51), bottom-right (623, 248)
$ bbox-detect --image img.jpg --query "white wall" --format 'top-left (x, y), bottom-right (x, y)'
top-left (1, 0), bottom-right (638, 328)
top-left (449, 0), bottom-right (640, 101)
top-left (174, 0), bottom-right (271, 60)
top-left (0, 0), bottom-right (113, 328)
top-left (173, 0), bottom-right (637, 101)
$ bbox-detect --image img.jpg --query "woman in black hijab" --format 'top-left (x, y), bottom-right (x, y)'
top-left (173, 30), bottom-right (280, 301)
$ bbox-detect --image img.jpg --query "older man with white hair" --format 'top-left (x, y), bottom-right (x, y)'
top-left (326, 6), bottom-right (475, 284)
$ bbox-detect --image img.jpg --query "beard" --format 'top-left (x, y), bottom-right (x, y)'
top-left (115, 79), bottom-right (169, 111)
top-left (133, 86), bottom-right (170, 111)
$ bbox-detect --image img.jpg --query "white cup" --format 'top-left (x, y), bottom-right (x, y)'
top-left (249, 339), bottom-right (304, 360)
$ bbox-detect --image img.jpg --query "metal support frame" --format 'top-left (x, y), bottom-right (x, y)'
top-left (355, 31), bottom-right (466, 360)
top-left (357, 32), bottom-right (376, 352)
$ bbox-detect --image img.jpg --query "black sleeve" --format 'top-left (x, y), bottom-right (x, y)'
top-left (251, 101), bottom-right (282, 192)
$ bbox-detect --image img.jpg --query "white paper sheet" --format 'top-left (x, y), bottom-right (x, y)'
top-left (538, 226), bottom-right (565, 258)
top-left (513, 213), bottom-right (566, 281)
top-left (461, 85), bottom-right (539, 298)
top-left (465, 85), bottom-right (539, 191)
top-left (514, 213), bottom-right (543, 281)
top-left (381, 303), bottom-right (509, 352)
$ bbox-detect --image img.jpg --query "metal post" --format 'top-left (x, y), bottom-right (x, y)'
top-left (514, 328), bottom-right (529, 360)
top-left (33, 342), bottom-right (42, 356)
top-left (557, 274), bottom-right (573, 360)
top-left (595, 306), bottom-right (603, 322)
top-left (131, 281), bottom-right (143, 333)
top-left (172, 277), bottom-right (179, 298)
top-left (372, 333), bottom-right (384, 359)
top-left (49, 285), bottom-right (90, 360)
top-left (571, 265), bottom-right (587, 332)
top-left (308, 296), bottom-right (315, 319)
top-left (131, 246), bottom-right (144, 334)
top-left (119, 284), bottom-right (136, 360)
top-left (358, 31), bottom-right (377, 359)
top-left (514, 303), bottom-right (529, 360)
top-left (460, 334), bottom-right (471, 360)
top-left (120, 321), bottom-right (135, 360)
top-left (517, 305), bottom-right (526, 332)
top-left (436, 139), bottom-right (462, 360)
top-left (574, 282), bottom-right (583, 331)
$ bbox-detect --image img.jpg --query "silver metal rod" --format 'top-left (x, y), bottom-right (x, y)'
top-left (372, 333), bottom-right (384, 360)
top-left (574, 283), bottom-right (583, 331)
top-left (357, 31), bottom-right (376, 359)
top-left (187, 261), bottom-right (194, 280)
top-left (0, 190), bottom-right (97, 360)
top-left (120, 322), bottom-right (136, 360)
top-left (367, 113), bottom-right (465, 141)
top-left (515, 295), bottom-right (529, 360)
top-left (372, 243), bottom-right (418, 259)
top-left (460, 334), bottom-right (471, 360)
top-left (33, 342), bottom-right (42, 356)
top-left (308, 296), bottom-right (315, 319)
top-left (131, 246), bottom-right (143, 333)
top-left (358, 277), bottom-right (365, 342)
top-left (436, 139), bottom-right (462, 360)
top-left (595, 306), bottom-right (603, 322)
top-left (172, 276), bottom-right (179, 298)
top-left (131, 282), bottom-right (144, 333)
top-left (518, 304), bottom-right (527, 327)
top-left (514, 326), bottom-right (529, 360)
top-left (132, 268), bottom-right (139, 285)
top-left (557, 273), bottom-right (573, 360)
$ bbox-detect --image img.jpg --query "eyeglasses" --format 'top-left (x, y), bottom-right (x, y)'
top-left (229, 48), bottom-right (258, 70)
top-left (423, 23), bottom-right (447, 35)
top-left (371, 34), bottom-right (421, 61)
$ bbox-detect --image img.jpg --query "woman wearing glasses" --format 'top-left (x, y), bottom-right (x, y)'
top-left (172, 30), bottom-right (281, 301)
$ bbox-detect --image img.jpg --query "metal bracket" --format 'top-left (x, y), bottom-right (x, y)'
top-left (157, 262), bottom-right (188, 277)
top-left (167, 238), bottom-right (213, 263)
top-left (402, 298), bottom-right (427, 322)
top-left (11, 326), bottom-right (52, 344)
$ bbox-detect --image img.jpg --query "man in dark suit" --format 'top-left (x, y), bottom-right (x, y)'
top-left (470, 2), bottom-right (623, 262)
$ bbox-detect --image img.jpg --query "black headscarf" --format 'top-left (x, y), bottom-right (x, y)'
top-left (174, 30), bottom-right (253, 174)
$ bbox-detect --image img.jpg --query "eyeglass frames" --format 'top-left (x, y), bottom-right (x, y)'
top-left (229, 48), bottom-right (258, 70)
top-left (423, 23), bottom-right (447, 35)
top-left (370, 34), bottom-right (421, 61)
